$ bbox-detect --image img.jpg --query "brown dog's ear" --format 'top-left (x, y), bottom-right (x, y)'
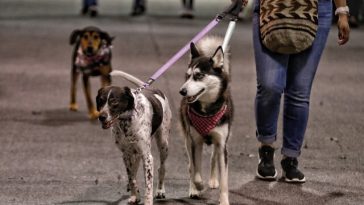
top-left (70, 29), bottom-right (81, 45)
top-left (190, 42), bottom-right (200, 59)
top-left (100, 31), bottom-right (114, 46)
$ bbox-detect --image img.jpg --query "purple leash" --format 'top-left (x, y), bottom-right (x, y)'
top-left (136, 0), bottom-right (244, 93)
top-left (135, 18), bottom-right (220, 93)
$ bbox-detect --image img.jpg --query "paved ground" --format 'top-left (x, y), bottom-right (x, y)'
top-left (1, 0), bottom-right (364, 205)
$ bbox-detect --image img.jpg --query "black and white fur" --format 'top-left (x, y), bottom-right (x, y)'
top-left (96, 70), bottom-right (171, 205)
top-left (179, 36), bottom-right (233, 205)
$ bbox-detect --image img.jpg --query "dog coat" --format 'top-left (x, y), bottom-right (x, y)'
top-left (187, 105), bottom-right (227, 137)
top-left (75, 44), bottom-right (112, 75)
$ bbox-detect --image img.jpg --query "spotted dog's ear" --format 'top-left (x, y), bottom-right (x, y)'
top-left (190, 42), bottom-right (200, 59)
top-left (96, 87), bottom-right (105, 111)
top-left (211, 46), bottom-right (224, 71)
top-left (100, 31), bottom-right (114, 46)
top-left (69, 29), bottom-right (81, 45)
top-left (122, 87), bottom-right (135, 111)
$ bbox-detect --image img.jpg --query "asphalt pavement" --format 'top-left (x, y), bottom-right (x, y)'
top-left (1, 0), bottom-right (364, 205)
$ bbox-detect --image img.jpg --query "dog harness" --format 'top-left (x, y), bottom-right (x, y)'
top-left (75, 44), bottom-right (112, 75)
top-left (187, 104), bottom-right (227, 137)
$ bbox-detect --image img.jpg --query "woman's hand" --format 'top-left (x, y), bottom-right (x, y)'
top-left (337, 14), bottom-right (350, 45)
top-left (230, 0), bottom-right (248, 8)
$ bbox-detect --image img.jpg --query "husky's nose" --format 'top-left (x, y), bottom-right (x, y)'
top-left (179, 88), bottom-right (187, 96)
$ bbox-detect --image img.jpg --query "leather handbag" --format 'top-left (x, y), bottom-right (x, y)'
top-left (260, 0), bottom-right (318, 54)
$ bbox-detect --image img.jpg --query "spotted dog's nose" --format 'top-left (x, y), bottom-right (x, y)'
top-left (179, 88), bottom-right (187, 96)
top-left (98, 113), bottom-right (107, 122)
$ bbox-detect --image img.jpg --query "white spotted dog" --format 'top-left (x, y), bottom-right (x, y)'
top-left (179, 36), bottom-right (233, 205)
top-left (96, 70), bottom-right (171, 205)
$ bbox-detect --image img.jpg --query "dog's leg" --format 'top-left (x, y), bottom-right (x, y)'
top-left (155, 130), bottom-right (169, 199)
top-left (100, 65), bottom-right (112, 87)
top-left (82, 75), bottom-right (98, 120)
top-left (70, 69), bottom-right (79, 111)
top-left (101, 74), bottom-right (111, 87)
top-left (209, 145), bottom-right (219, 189)
top-left (217, 141), bottom-right (229, 205)
top-left (141, 150), bottom-right (154, 205)
top-left (185, 135), bottom-right (204, 198)
top-left (193, 140), bottom-right (204, 190)
top-left (123, 154), bottom-right (141, 204)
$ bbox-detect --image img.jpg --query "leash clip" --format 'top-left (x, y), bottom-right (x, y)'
top-left (134, 78), bottom-right (155, 94)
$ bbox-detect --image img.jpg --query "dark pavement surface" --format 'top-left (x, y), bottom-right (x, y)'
top-left (1, 0), bottom-right (364, 204)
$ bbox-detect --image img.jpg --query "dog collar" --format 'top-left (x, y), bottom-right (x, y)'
top-left (75, 44), bottom-right (112, 72)
top-left (187, 104), bottom-right (227, 137)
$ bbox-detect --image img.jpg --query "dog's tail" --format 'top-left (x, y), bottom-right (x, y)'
top-left (110, 70), bottom-right (144, 87)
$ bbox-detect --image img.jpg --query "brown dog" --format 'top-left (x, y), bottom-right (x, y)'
top-left (69, 26), bottom-right (114, 119)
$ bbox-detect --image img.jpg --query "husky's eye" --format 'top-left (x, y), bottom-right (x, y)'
top-left (185, 73), bottom-right (191, 80)
top-left (194, 73), bottom-right (205, 80)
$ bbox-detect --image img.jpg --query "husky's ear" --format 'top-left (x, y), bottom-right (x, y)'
top-left (190, 42), bottom-right (200, 59)
top-left (211, 46), bottom-right (224, 69)
top-left (70, 29), bottom-right (81, 45)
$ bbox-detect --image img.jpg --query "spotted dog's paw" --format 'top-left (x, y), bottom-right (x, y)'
top-left (127, 196), bottom-right (140, 205)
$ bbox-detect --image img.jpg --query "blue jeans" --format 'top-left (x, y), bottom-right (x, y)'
top-left (83, 0), bottom-right (97, 7)
top-left (253, 0), bottom-right (332, 157)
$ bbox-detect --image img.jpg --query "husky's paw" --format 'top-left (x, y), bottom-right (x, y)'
top-left (69, 103), bottom-right (78, 111)
top-left (189, 187), bottom-right (202, 199)
top-left (189, 193), bottom-right (202, 199)
top-left (193, 180), bottom-right (204, 191)
top-left (127, 196), bottom-right (140, 205)
top-left (209, 178), bottom-right (219, 189)
top-left (219, 194), bottom-right (230, 205)
top-left (219, 201), bottom-right (230, 205)
top-left (155, 191), bottom-right (166, 199)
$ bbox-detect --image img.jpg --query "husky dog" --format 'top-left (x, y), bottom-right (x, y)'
top-left (96, 70), bottom-right (171, 205)
top-left (179, 36), bottom-right (233, 205)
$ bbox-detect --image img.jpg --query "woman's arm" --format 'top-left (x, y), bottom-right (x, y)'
top-left (333, 0), bottom-right (350, 45)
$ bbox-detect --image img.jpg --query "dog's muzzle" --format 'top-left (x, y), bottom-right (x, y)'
top-left (180, 88), bottom-right (205, 103)
top-left (85, 47), bottom-right (95, 56)
top-left (99, 113), bottom-right (119, 129)
top-left (179, 88), bottom-right (188, 96)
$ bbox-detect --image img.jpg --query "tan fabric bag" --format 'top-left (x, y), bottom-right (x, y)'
top-left (260, 0), bottom-right (318, 54)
